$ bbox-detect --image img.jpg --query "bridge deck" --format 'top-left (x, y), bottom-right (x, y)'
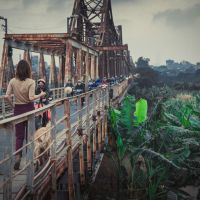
top-left (0, 80), bottom-right (129, 200)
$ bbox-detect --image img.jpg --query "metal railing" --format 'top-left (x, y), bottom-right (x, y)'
top-left (0, 79), bottom-right (129, 120)
top-left (0, 86), bottom-right (109, 200)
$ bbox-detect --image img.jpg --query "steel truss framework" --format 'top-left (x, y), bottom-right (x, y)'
top-left (68, 0), bottom-right (133, 78)
top-left (0, 0), bottom-right (133, 90)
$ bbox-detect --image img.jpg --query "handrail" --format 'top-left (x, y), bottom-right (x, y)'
top-left (0, 84), bottom-right (110, 200)
top-left (0, 80), bottom-right (129, 200)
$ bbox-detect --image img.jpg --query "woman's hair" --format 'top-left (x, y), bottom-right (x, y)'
top-left (16, 60), bottom-right (31, 81)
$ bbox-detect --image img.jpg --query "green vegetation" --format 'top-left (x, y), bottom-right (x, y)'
top-left (107, 91), bottom-right (200, 200)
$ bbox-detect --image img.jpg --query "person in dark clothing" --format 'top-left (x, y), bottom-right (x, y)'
top-left (74, 80), bottom-right (85, 93)
top-left (35, 79), bottom-right (52, 128)
top-left (74, 80), bottom-right (85, 106)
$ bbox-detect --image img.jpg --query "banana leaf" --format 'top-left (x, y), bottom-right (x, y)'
top-left (134, 98), bottom-right (148, 127)
top-left (179, 105), bottom-right (193, 128)
top-left (120, 95), bottom-right (135, 130)
top-left (117, 134), bottom-right (126, 160)
top-left (189, 116), bottom-right (200, 131)
top-left (171, 146), bottom-right (191, 165)
top-left (163, 112), bottom-right (181, 126)
top-left (109, 108), bottom-right (121, 130)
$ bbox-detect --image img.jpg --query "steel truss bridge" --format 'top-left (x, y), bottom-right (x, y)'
top-left (0, 0), bottom-right (134, 199)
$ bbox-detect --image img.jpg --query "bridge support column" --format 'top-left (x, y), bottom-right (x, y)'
top-left (23, 50), bottom-right (32, 73)
top-left (50, 55), bottom-right (58, 88)
top-left (76, 48), bottom-right (82, 82)
top-left (95, 56), bottom-right (99, 79)
top-left (6, 46), bottom-right (15, 82)
top-left (87, 135), bottom-right (92, 175)
top-left (91, 55), bottom-right (95, 80)
top-left (84, 51), bottom-right (89, 91)
top-left (3, 124), bottom-right (14, 200)
top-left (50, 106), bottom-right (57, 199)
top-left (26, 114), bottom-right (36, 196)
top-left (97, 92), bottom-right (102, 151)
top-left (64, 100), bottom-right (75, 200)
top-left (101, 90), bottom-right (106, 144)
top-left (90, 55), bottom-right (95, 79)
top-left (65, 41), bottom-right (72, 85)
top-left (0, 41), bottom-right (7, 90)
top-left (104, 106), bottom-right (108, 140)
top-left (92, 92), bottom-right (97, 166)
top-left (106, 51), bottom-right (110, 78)
top-left (79, 140), bottom-right (85, 186)
top-left (58, 56), bottom-right (65, 87)
top-left (39, 53), bottom-right (46, 81)
top-left (77, 95), bottom-right (85, 185)
top-left (86, 94), bottom-right (92, 174)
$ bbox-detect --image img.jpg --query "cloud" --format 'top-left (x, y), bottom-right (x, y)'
top-left (153, 3), bottom-right (200, 28)
top-left (22, 0), bottom-right (34, 8)
top-left (113, 0), bottom-right (141, 4)
top-left (46, 0), bottom-right (73, 13)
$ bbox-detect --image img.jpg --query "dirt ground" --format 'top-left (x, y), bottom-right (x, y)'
top-left (88, 153), bottom-right (119, 200)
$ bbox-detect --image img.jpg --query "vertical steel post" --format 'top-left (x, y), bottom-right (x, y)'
top-left (97, 91), bottom-right (102, 151)
top-left (92, 92), bottom-right (97, 167)
top-left (26, 114), bottom-right (35, 195)
top-left (77, 95), bottom-right (85, 185)
top-left (64, 99), bottom-right (75, 200)
top-left (65, 40), bottom-right (72, 85)
top-left (50, 105), bottom-right (57, 199)
top-left (86, 93), bottom-right (92, 174)
top-left (3, 123), bottom-right (14, 200)
top-left (50, 54), bottom-right (58, 88)
top-left (39, 53), bottom-right (46, 80)
top-left (76, 48), bottom-right (82, 82)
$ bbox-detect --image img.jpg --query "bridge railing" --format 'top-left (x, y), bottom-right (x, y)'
top-left (0, 95), bottom-right (14, 119)
top-left (0, 86), bottom-right (109, 200)
top-left (0, 79), bottom-right (129, 120)
top-left (0, 87), bottom-right (67, 120)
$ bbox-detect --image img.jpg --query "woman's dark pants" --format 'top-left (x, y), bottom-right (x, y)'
top-left (14, 102), bottom-right (34, 156)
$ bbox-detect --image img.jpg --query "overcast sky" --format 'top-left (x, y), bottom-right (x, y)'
top-left (0, 0), bottom-right (199, 66)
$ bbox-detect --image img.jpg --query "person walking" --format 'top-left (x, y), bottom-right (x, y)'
top-left (5, 60), bottom-right (46, 170)
top-left (65, 79), bottom-right (74, 96)
top-left (35, 79), bottom-right (52, 128)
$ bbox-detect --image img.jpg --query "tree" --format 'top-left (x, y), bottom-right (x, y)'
top-left (136, 57), bottom-right (150, 68)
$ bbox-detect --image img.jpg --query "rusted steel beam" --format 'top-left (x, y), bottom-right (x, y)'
top-left (64, 100), bottom-right (76, 200)
top-left (7, 53), bottom-right (15, 80)
top-left (24, 50), bottom-right (32, 72)
top-left (76, 48), bottom-right (81, 82)
top-left (49, 55), bottom-right (58, 88)
top-left (5, 33), bottom-right (68, 40)
top-left (39, 53), bottom-right (46, 80)
top-left (58, 56), bottom-right (65, 87)
top-left (0, 41), bottom-right (6, 89)
top-left (90, 55), bottom-right (95, 80)
top-left (79, 141), bottom-right (85, 186)
top-left (94, 45), bottom-right (128, 51)
top-left (106, 51), bottom-right (110, 78)
top-left (85, 94), bottom-right (92, 173)
top-left (95, 56), bottom-right (99, 79)
top-left (64, 41), bottom-right (72, 84)
top-left (6, 39), bottom-right (64, 56)
top-left (84, 51), bottom-right (89, 90)
top-left (70, 39), bottom-right (98, 56)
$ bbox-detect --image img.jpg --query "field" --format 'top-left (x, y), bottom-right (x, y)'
top-left (88, 82), bottom-right (200, 200)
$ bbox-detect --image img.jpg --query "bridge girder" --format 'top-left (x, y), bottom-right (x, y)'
top-left (68, 0), bottom-right (133, 78)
